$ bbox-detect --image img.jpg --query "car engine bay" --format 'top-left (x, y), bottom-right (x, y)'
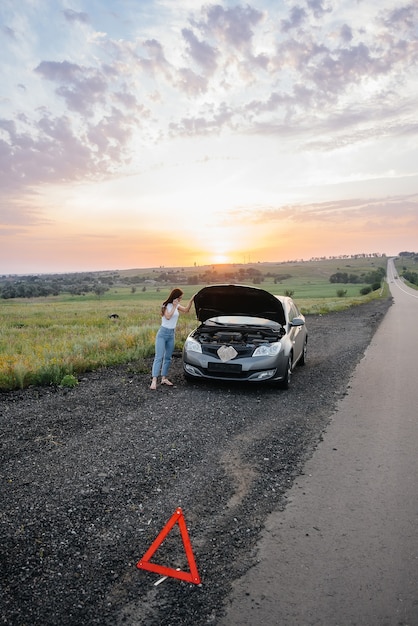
top-left (194, 325), bottom-right (285, 346)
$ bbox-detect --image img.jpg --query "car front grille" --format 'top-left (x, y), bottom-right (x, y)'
top-left (203, 345), bottom-right (253, 358)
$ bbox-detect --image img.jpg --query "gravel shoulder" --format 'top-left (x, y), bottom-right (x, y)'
top-left (0, 297), bottom-right (392, 626)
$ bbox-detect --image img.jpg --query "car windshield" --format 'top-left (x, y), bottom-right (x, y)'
top-left (204, 315), bottom-right (281, 328)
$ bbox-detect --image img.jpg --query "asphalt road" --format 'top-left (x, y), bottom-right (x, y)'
top-left (220, 259), bottom-right (418, 626)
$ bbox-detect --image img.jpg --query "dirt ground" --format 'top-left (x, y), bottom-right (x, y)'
top-left (0, 297), bottom-right (392, 625)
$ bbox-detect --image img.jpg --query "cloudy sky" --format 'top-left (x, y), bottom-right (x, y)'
top-left (1, 0), bottom-right (417, 273)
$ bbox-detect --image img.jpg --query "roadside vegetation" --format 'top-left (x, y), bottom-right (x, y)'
top-left (0, 255), bottom-right (391, 391)
top-left (394, 251), bottom-right (418, 289)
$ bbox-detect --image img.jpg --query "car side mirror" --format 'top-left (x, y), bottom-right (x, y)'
top-left (290, 317), bottom-right (305, 327)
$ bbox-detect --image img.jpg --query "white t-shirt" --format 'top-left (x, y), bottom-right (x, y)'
top-left (161, 303), bottom-right (179, 329)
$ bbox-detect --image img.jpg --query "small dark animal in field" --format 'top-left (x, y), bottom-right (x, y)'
top-left (108, 313), bottom-right (120, 319)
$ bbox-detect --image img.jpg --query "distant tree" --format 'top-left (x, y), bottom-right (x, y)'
top-left (363, 267), bottom-right (385, 284)
top-left (273, 273), bottom-right (292, 284)
top-left (330, 272), bottom-right (349, 283)
top-left (0, 284), bottom-right (16, 299)
top-left (93, 284), bottom-right (108, 298)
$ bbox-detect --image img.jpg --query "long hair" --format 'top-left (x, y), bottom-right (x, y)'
top-left (161, 288), bottom-right (183, 315)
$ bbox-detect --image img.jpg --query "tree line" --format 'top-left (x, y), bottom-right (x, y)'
top-left (329, 267), bottom-right (386, 288)
top-left (0, 273), bottom-right (115, 299)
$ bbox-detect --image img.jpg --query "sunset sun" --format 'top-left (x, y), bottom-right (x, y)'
top-left (212, 253), bottom-right (229, 264)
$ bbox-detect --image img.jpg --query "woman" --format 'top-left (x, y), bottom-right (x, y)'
top-left (150, 288), bottom-right (194, 390)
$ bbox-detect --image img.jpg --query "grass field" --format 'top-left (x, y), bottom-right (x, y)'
top-left (0, 257), bottom-right (390, 391)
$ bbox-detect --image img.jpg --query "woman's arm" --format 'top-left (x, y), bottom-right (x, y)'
top-left (163, 302), bottom-right (178, 319)
top-left (178, 295), bottom-right (195, 313)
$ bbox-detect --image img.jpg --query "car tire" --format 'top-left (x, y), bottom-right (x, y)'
top-left (298, 338), bottom-right (308, 366)
top-left (280, 355), bottom-right (292, 389)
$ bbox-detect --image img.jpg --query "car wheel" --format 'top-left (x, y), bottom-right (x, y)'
top-left (298, 338), bottom-right (308, 366)
top-left (280, 355), bottom-right (292, 389)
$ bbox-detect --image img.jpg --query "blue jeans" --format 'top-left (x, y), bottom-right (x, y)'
top-left (151, 326), bottom-right (175, 377)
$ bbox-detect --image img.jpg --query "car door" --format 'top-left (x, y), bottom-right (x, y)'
top-left (289, 303), bottom-right (305, 364)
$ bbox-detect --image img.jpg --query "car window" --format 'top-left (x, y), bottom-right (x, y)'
top-left (289, 303), bottom-right (302, 321)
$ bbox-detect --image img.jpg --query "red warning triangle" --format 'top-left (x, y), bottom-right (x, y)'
top-left (136, 507), bottom-right (201, 584)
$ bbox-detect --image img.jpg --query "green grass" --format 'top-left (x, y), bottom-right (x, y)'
top-left (0, 259), bottom-right (389, 391)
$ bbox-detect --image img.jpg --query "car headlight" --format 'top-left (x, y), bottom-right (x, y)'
top-left (252, 342), bottom-right (282, 357)
top-left (184, 337), bottom-right (202, 353)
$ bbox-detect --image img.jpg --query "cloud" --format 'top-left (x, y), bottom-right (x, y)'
top-left (234, 195), bottom-right (418, 226)
top-left (0, 202), bottom-right (47, 227)
top-left (281, 6), bottom-right (307, 32)
top-left (2, 1), bottom-right (418, 201)
top-left (35, 60), bottom-right (82, 82)
top-left (182, 28), bottom-right (218, 73)
top-left (0, 107), bottom-right (134, 201)
top-left (2, 25), bottom-right (16, 40)
top-left (62, 9), bottom-right (90, 25)
top-left (138, 39), bottom-right (172, 79)
top-left (340, 24), bottom-right (353, 43)
top-left (168, 102), bottom-right (234, 137)
top-left (306, 0), bottom-right (333, 19)
top-left (383, 3), bottom-right (417, 30)
top-left (196, 4), bottom-right (264, 50)
top-left (86, 108), bottom-right (134, 159)
top-left (176, 67), bottom-right (209, 96)
top-left (35, 61), bottom-right (108, 115)
top-left (23, 2), bottom-right (418, 140)
top-left (113, 89), bottom-right (139, 110)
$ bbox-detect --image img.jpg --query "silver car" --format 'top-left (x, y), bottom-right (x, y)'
top-left (182, 285), bottom-right (307, 388)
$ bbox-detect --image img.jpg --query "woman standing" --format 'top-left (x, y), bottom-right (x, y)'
top-left (150, 288), bottom-right (194, 390)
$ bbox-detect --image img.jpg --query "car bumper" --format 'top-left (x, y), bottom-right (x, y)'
top-left (182, 352), bottom-right (287, 382)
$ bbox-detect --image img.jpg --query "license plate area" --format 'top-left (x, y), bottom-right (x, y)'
top-left (207, 362), bottom-right (242, 374)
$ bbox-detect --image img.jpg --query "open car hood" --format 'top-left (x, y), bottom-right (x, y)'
top-left (193, 285), bottom-right (286, 325)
